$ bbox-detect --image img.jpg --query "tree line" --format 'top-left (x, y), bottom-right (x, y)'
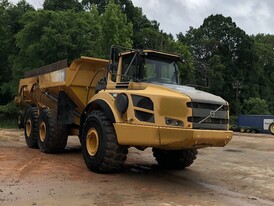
top-left (1, 0), bottom-right (274, 119)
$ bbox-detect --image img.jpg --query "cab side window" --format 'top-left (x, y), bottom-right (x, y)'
top-left (121, 54), bottom-right (142, 82)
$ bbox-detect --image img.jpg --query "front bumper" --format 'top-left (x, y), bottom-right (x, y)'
top-left (114, 123), bottom-right (233, 149)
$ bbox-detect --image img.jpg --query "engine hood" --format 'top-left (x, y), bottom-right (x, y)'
top-left (159, 83), bottom-right (227, 105)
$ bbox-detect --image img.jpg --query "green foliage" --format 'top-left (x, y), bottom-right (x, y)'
top-left (43, 0), bottom-right (83, 12)
top-left (0, 119), bottom-right (17, 128)
top-left (0, 0), bottom-right (12, 102)
top-left (0, 102), bottom-right (18, 119)
top-left (1, 0), bottom-right (274, 123)
top-left (99, 0), bottom-right (133, 57)
top-left (0, 101), bottom-right (17, 128)
top-left (181, 14), bottom-right (257, 114)
top-left (229, 115), bottom-right (237, 127)
top-left (208, 55), bottom-right (226, 94)
top-left (15, 10), bottom-right (101, 64)
top-left (242, 97), bottom-right (270, 115)
top-left (82, 0), bottom-right (107, 12)
top-left (170, 41), bottom-right (195, 85)
top-left (8, 8), bottom-right (103, 96)
top-left (0, 0), bottom-right (34, 103)
top-left (251, 34), bottom-right (274, 113)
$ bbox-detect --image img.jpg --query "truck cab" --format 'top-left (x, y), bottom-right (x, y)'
top-left (112, 50), bottom-right (180, 84)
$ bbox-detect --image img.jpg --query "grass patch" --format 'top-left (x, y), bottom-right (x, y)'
top-left (0, 118), bottom-right (17, 129)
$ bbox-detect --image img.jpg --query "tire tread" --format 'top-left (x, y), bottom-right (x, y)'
top-left (38, 109), bottom-right (68, 153)
top-left (153, 148), bottom-right (198, 169)
top-left (24, 107), bottom-right (39, 148)
top-left (82, 110), bottom-right (128, 173)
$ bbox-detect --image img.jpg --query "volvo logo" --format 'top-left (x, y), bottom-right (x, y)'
top-left (209, 110), bottom-right (216, 117)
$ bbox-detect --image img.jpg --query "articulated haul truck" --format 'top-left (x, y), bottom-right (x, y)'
top-left (15, 47), bottom-right (233, 173)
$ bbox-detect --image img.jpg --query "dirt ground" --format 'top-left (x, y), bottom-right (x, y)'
top-left (0, 129), bottom-right (274, 206)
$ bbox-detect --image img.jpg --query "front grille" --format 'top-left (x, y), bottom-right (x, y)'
top-left (132, 95), bottom-right (154, 110)
top-left (135, 110), bottom-right (154, 123)
top-left (132, 95), bottom-right (154, 123)
top-left (187, 102), bottom-right (229, 130)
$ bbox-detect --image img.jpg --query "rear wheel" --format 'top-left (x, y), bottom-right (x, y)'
top-left (153, 148), bottom-right (198, 169)
top-left (24, 107), bottom-right (39, 148)
top-left (81, 110), bottom-right (128, 173)
top-left (269, 123), bottom-right (274, 135)
top-left (38, 109), bottom-right (68, 153)
top-left (17, 111), bottom-right (25, 129)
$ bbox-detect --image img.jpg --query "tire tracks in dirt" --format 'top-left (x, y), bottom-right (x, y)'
top-left (17, 156), bottom-right (44, 179)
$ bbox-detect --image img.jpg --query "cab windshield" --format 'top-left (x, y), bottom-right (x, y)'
top-left (121, 54), bottom-right (180, 85)
top-left (142, 57), bottom-right (179, 84)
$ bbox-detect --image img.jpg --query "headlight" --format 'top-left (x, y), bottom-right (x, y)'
top-left (115, 93), bottom-right (128, 113)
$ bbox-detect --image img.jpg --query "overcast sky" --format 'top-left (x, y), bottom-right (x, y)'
top-left (10, 0), bottom-right (274, 36)
top-left (131, 0), bottom-right (274, 36)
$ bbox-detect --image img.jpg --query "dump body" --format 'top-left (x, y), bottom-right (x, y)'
top-left (16, 57), bottom-right (108, 127)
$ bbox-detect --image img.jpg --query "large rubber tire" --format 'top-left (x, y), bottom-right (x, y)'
top-left (24, 107), bottom-right (39, 148)
top-left (38, 109), bottom-right (68, 153)
top-left (269, 122), bottom-right (274, 135)
top-left (81, 110), bottom-right (128, 173)
top-left (152, 148), bottom-right (198, 169)
top-left (17, 111), bottom-right (25, 129)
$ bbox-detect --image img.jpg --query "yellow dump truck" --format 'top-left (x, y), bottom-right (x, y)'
top-left (15, 47), bottom-right (233, 173)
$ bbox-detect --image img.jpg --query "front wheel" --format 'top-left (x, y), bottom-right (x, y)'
top-left (17, 111), bottom-right (25, 129)
top-left (81, 110), bottom-right (128, 173)
top-left (153, 148), bottom-right (198, 169)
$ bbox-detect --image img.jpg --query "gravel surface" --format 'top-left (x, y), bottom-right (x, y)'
top-left (0, 129), bottom-right (274, 206)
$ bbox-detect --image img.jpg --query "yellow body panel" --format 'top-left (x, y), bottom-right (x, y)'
top-left (65, 56), bottom-right (108, 110)
top-left (100, 83), bottom-right (192, 128)
top-left (114, 123), bottom-right (233, 149)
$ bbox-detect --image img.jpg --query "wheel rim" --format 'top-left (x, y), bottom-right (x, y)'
top-left (39, 122), bottom-right (46, 142)
top-left (270, 125), bottom-right (274, 134)
top-left (26, 118), bottom-right (32, 137)
top-left (86, 128), bottom-right (99, 156)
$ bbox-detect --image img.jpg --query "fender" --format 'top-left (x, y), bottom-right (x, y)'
top-left (90, 99), bottom-right (115, 123)
top-left (79, 99), bottom-right (115, 139)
